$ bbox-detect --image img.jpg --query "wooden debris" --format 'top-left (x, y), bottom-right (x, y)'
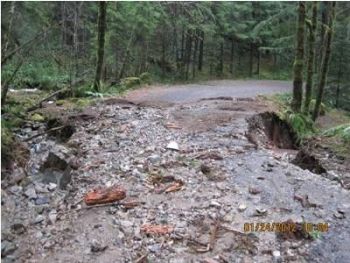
top-left (135, 253), bottom-right (148, 263)
top-left (165, 180), bottom-right (184, 193)
top-left (140, 224), bottom-right (174, 235)
top-left (119, 198), bottom-right (144, 209)
top-left (84, 185), bottom-right (126, 206)
top-left (165, 122), bottom-right (182, 129)
top-left (293, 194), bottom-right (318, 208)
top-left (196, 151), bottom-right (223, 160)
top-left (202, 258), bottom-right (220, 263)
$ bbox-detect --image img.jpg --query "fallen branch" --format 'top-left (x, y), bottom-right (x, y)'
top-left (26, 88), bottom-right (69, 112)
top-left (26, 72), bottom-right (89, 112)
top-left (23, 125), bottom-right (65, 142)
top-left (135, 253), bottom-right (148, 263)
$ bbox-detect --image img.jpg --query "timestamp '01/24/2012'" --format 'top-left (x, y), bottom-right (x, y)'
top-left (243, 222), bottom-right (329, 233)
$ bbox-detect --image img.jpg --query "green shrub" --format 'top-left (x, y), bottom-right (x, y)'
top-left (323, 124), bottom-right (350, 143)
top-left (282, 110), bottom-right (315, 141)
top-left (309, 99), bottom-right (326, 116)
top-left (140, 72), bottom-right (152, 85)
top-left (121, 77), bottom-right (141, 88)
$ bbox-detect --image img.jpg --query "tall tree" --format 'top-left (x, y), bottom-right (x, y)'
top-left (313, 2), bottom-right (336, 120)
top-left (93, 1), bottom-right (107, 92)
top-left (291, 2), bottom-right (306, 112)
top-left (1, 1), bottom-right (16, 106)
top-left (303, 2), bottom-right (318, 114)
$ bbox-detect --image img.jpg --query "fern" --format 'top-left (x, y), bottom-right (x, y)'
top-left (323, 124), bottom-right (350, 143)
top-left (282, 110), bottom-right (315, 142)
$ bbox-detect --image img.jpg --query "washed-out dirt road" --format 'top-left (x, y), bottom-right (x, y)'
top-left (2, 80), bottom-right (349, 263)
top-left (125, 80), bottom-right (292, 103)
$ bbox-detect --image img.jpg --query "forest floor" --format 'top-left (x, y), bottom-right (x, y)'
top-left (1, 80), bottom-right (350, 263)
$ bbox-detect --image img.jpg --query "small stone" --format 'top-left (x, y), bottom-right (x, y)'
top-left (238, 204), bottom-right (247, 212)
top-left (166, 141), bottom-right (179, 151)
top-left (48, 183), bottom-right (57, 191)
top-left (285, 171), bottom-right (292, 176)
top-left (272, 250), bottom-right (281, 258)
top-left (43, 240), bottom-right (55, 249)
top-left (24, 187), bottom-right (37, 199)
top-left (148, 243), bottom-right (161, 253)
top-left (119, 220), bottom-right (133, 229)
top-left (34, 215), bottom-right (45, 224)
top-left (210, 201), bottom-right (221, 208)
top-left (35, 197), bottom-right (50, 205)
top-left (249, 187), bottom-right (262, 195)
top-left (11, 223), bottom-right (26, 235)
top-left (255, 208), bottom-right (267, 216)
top-left (35, 183), bottom-right (49, 193)
top-left (9, 185), bottom-right (23, 194)
top-left (148, 154), bottom-right (161, 163)
top-left (48, 211), bottom-right (57, 224)
top-left (200, 164), bottom-right (211, 175)
top-left (237, 161), bottom-right (244, 166)
top-left (1, 241), bottom-right (17, 257)
top-left (91, 240), bottom-right (108, 253)
top-left (35, 206), bottom-right (45, 214)
top-left (35, 231), bottom-right (43, 239)
top-left (132, 169), bottom-right (141, 177)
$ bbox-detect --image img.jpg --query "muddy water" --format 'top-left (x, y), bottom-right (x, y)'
top-left (2, 98), bottom-right (350, 263)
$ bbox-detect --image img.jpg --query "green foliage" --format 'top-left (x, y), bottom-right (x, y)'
top-left (282, 110), bottom-right (315, 140)
top-left (29, 113), bottom-right (45, 122)
top-left (121, 77), bottom-right (141, 88)
top-left (322, 124), bottom-right (350, 143)
top-left (1, 121), bottom-right (14, 149)
top-left (310, 230), bottom-right (321, 240)
top-left (140, 72), bottom-right (152, 85)
top-left (309, 99), bottom-right (326, 116)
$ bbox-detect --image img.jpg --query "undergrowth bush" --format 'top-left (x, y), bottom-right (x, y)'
top-left (323, 124), bottom-right (350, 143)
top-left (280, 110), bottom-right (315, 142)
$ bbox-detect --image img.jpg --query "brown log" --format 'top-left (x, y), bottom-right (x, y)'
top-left (84, 185), bottom-right (126, 206)
top-left (140, 224), bottom-right (174, 235)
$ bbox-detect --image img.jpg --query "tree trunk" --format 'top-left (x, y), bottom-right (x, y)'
top-left (335, 55), bottom-right (342, 108)
top-left (2, 2), bottom-right (16, 57)
top-left (256, 48), bottom-right (260, 77)
top-left (249, 43), bottom-right (254, 77)
top-left (1, 58), bottom-right (24, 106)
top-left (192, 34), bottom-right (198, 79)
top-left (93, 1), bottom-right (107, 92)
top-left (181, 27), bottom-right (185, 61)
top-left (218, 41), bottom-right (224, 76)
top-left (303, 2), bottom-right (318, 114)
top-left (198, 31), bottom-right (204, 71)
top-left (118, 34), bottom-right (134, 80)
top-left (312, 2), bottom-right (336, 120)
top-left (161, 33), bottom-right (166, 77)
top-left (291, 2), bottom-right (306, 113)
top-left (230, 38), bottom-right (234, 75)
top-left (185, 31), bottom-right (192, 80)
top-left (316, 2), bottom-right (328, 76)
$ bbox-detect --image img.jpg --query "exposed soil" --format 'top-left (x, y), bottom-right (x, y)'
top-left (246, 112), bottom-right (298, 150)
top-left (292, 150), bottom-right (327, 175)
top-left (2, 81), bottom-right (350, 263)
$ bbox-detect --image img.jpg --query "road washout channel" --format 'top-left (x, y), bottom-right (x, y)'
top-left (1, 94), bottom-right (350, 263)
